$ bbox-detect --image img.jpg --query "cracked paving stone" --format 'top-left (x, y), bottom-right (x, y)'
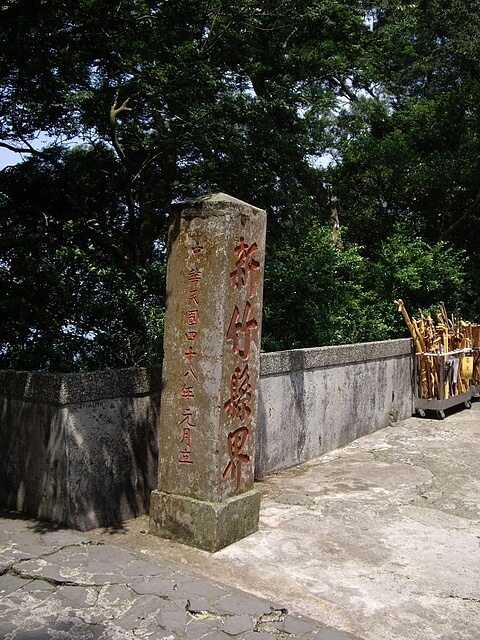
top-left (223, 613), bottom-right (255, 635)
top-left (96, 583), bottom-right (137, 609)
top-left (57, 584), bottom-right (98, 607)
top-left (0, 621), bottom-right (17, 637)
top-left (163, 596), bottom-right (189, 610)
top-left (43, 615), bottom-right (81, 632)
top-left (283, 615), bottom-right (318, 635)
top-left (12, 560), bottom-right (75, 584)
top-left (255, 608), bottom-right (289, 633)
top-left (314, 629), bottom-right (363, 640)
top-left (47, 619), bottom-right (104, 639)
top-left (0, 573), bottom-right (31, 595)
top-left (158, 611), bottom-right (190, 633)
top-left (128, 576), bottom-right (177, 596)
top-left (0, 550), bottom-right (32, 566)
top-left (155, 603), bottom-right (190, 632)
top-left (216, 595), bottom-right (272, 616)
top-left (140, 625), bottom-right (179, 640)
top-left (0, 530), bottom-right (10, 544)
top-left (86, 612), bottom-right (109, 625)
top-left (123, 558), bottom-right (166, 577)
top-left (62, 565), bottom-right (118, 583)
top-left (186, 596), bottom-right (211, 612)
top-left (175, 580), bottom-right (227, 599)
top-left (50, 545), bottom-right (92, 558)
top-left (186, 617), bottom-right (224, 639)
top-left (86, 545), bottom-right (137, 565)
top-left (19, 579), bottom-right (56, 595)
top-left (116, 593), bottom-right (166, 631)
top-left (5, 542), bottom-right (50, 558)
top-left (9, 629), bottom-right (53, 640)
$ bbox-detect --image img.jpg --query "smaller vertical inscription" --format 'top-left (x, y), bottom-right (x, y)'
top-left (178, 242), bottom-right (204, 465)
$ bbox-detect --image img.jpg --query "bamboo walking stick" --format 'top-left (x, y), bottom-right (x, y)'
top-left (394, 299), bottom-right (431, 398)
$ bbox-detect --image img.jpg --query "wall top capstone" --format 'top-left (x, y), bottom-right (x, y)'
top-left (0, 366), bottom-right (162, 405)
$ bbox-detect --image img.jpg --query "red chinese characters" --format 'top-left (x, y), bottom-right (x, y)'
top-left (222, 427), bottom-right (250, 485)
top-left (178, 243), bottom-right (204, 465)
top-left (230, 237), bottom-right (260, 298)
top-left (222, 237), bottom-right (260, 488)
top-left (226, 301), bottom-right (258, 361)
top-left (223, 365), bottom-right (252, 423)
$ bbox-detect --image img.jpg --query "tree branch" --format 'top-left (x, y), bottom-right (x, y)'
top-left (441, 188), bottom-right (480, 239)
top-left (109, 92), bottom-right (134, 170)
top-left (331, 76), bottom-right (359, 103)
top-left (0, 140), bottom-right (59, 163)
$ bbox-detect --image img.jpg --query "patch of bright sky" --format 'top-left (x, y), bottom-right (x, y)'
top-left (0, 136), bottom-right (50, 169)
top-left (0, 146), bottom-right (26, 169)
top-left (0, 135), bottom-right (87, 170)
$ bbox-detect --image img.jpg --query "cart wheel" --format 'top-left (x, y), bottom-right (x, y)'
top-left (436, 410), bottom-right (446, 420)
top-left (464, 400), bottom-right (472, 409)
top-left (416, 408), bottom-right (426, 418)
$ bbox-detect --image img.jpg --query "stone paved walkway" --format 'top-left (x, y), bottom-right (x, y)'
top-left (3, 403), bottom-right (479, 640)
top-left (0, 511), bottom-right (360, 640)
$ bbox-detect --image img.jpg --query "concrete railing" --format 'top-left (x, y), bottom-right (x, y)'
top-left (0, 367), bottom-right (161, 531)
top-left (0, 338), bottom-right (414, 530)
top-left (256, 338), bottom-right (414, 479)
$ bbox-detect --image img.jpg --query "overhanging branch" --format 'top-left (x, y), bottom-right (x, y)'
top-left (0, 140), bottom-right (59, 163)
top-left (441, 188), bottom-right (480, 239)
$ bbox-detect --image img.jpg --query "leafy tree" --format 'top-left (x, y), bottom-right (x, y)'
top-left (0, 0), bottom-right (369, 221)
top-left (327, 0), bottom-right (480, 318)
top-left (0, 0), bottom-right (372, 369)
top-left (1, 0), bottom-right (479, 370)
top-left (336, 0), bottom-right (480, 237)
top-left (0, 148), bottom-right (166, 370)
top-left (362, 221), bottom-right (467, 336)
top-left (261, 218), bottom-right (411, 350)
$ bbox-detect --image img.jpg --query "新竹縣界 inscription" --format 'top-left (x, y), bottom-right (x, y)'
top-left (222, 237), bottom-right (260, 489)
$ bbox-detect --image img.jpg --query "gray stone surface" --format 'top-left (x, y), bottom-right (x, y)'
top-left (0, 367), bottom-right (159, 531)
top-left (0, 511), bottom-right (340, 640)
top-left (90, 400), bottom-right (480, 640)
top-left (151, 192), bottom-right (266, 550)
top-left (150, 489), bottom-right (261, 551)
top-left (259, 339), bottom-right (412, 374)
top-left (0, 366), bottom-right (162, 404)
top-left (2, 393), bottom-right (478, 640)
top-left (256, 339), bottom-right (414, 479)
top-left (223, 613), bottom-right (255, 634)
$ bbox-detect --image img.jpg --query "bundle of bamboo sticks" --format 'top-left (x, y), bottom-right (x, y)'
top-left (394, 299), bottom-right (480, 399)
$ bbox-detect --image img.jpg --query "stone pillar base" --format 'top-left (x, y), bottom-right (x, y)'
top-left (149, 489), bottom-right (261, 552)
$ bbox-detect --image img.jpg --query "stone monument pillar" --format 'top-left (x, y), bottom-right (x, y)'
top-left (149, 193), bottom-right (266, 551)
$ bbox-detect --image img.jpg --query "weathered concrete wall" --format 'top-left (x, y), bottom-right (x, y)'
top-left (255, 339), bottom-right (414, 478)
top-left (0, 368), bottom-right (160, 531)
top-left (0, 339), bottom-right (413, 530)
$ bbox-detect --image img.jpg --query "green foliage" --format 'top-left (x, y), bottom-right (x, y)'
top-left (329, 0), bottom-right (480, 311)
top-left (362, 221), bottom-right (467, 337)
top-left (263, 222), bottom-right (372, 350)
top-left (0, 0), bottom-right (479, 370)
top-left (0, 149), bottom-right (166, 371)
top-left (262, 219), bottom-right (467, 351)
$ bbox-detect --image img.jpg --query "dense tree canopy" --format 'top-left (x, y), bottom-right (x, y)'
top-left (0, 0), bottom-right (478, 370)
